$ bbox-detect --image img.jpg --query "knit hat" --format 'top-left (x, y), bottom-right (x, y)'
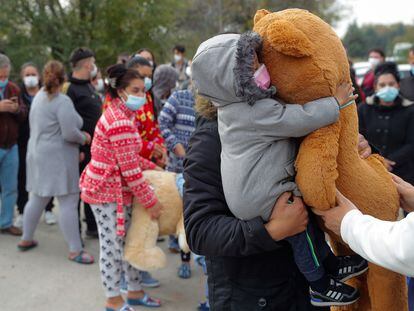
top-left (70, 47), bottom-right (95, 66)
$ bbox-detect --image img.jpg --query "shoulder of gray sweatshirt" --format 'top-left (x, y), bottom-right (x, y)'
top-left (192, 32), bottom-right (339, 221)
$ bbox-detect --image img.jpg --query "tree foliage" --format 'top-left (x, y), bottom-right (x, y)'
top-left (0, 0), bottom-right (346, 79)
top-left (343, 22), bottom-right (414, 60)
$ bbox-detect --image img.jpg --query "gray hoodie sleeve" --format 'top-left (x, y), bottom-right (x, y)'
top-left (57, 96), bottom-right (85, 145)
top-left (251, 97), bottom-right (339, 138)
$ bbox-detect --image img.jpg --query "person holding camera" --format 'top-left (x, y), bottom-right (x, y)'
top-left (0, 53), bottom-right (27, 236)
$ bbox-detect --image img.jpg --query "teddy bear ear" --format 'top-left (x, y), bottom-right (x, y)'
top-left (266, 20), bottom-right (313, 58)
top-left (254, 9), bottom-right (271, 25)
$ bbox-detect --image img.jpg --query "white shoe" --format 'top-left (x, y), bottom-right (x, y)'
top-left (44, 211), bottom-right (57, 225)
top-left (14, 214), bottom-right (23, 228)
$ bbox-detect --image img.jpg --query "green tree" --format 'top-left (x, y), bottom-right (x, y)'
top-left (0, 0), bottom-right (347, 79)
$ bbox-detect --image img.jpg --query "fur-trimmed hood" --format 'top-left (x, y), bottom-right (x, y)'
top-left (191, 32), bottom-right (275, 107)
top-left (195, 95), bottom-right (217, 120)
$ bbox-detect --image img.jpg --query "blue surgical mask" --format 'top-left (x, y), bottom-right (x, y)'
top-left (144, 77), bottom-right (152, 91)
top-left (124, 92), bottom-right (146, 111)
top-left (0, 79), bottom-right (9, 88)
top-left (376, 86), bottom-right (399, 102)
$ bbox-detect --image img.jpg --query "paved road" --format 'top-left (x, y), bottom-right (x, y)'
top-left (0, 212), bottom-right (204, 311)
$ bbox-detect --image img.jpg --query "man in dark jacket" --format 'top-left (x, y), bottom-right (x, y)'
top-left (184, 98), bottom-right (329, 310)
top-left (400, 47), bottom-right (414, 101)
top-left (0, 53), bottom-right (27, 236)
top-left (67, 47), bottom-right (102, 237)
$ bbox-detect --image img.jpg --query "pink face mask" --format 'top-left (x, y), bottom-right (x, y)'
top-left (254, 64), bottom-right (271, 90)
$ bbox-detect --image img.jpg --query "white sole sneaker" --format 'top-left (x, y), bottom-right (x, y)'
top-left (44, 211), bottom-right (57, 225)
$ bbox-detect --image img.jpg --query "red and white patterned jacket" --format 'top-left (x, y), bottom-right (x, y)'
top-left (80, 97), bottom-right (157, 236)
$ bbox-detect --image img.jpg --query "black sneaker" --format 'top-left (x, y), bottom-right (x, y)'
top-left (334, 255), bottom-right (368, 282)
top-left (310, 278), bottom-right (360, 307)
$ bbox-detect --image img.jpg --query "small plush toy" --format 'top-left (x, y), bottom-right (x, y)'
top-left (253, 8), bottom-right (407, 311)
top-left (124, 170), bottom-right (189, 271)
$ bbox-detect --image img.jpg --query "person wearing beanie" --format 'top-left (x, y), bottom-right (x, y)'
top-left (66, 47), bottom-right (102, 238)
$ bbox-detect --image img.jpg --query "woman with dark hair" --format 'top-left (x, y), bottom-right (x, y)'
top-left (18, 60), bottom-right (94, 264)
top-left (359, 61), bottom-right (414, 184)
top-left (126, 56), bottom-right (167, 168)
top-left (80, 64), bottom-right (163, 310)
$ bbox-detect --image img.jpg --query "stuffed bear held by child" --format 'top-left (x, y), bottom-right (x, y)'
top-left (253, 8), bottom-right (407, 311)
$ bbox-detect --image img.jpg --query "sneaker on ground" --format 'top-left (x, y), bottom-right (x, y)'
top-left (178, 263), bottom-right (192, 279)
top-left (140, 271), bottom-right (160, 288)
top-left (168, 235), bottom-right (180, 254)
top-left (44, 211), bottom-right (57, 225)
top-left (310, 278), bottom-right (360, 307)
top-left (197, 302), bottom-right (210, 311)
top-left (334, 255), bottom-right (369, 282)
top-left (14, 214), bottom-right (23, 228)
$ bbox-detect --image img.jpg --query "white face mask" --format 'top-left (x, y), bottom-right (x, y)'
top-left (90, 64), bottom-right (98, 79)
top-left (95, 79), bottom-right (104, 92)
top-left (368, 57), bottom-right (381, 68)
top-left (174, 54), bottom-right (183, 62)
top-left (23, 76), bottom-right (39, 88)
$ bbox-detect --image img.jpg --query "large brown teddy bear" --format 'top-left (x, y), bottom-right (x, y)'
top-left (124, 170), bottom-right (189, 271)
top-left (253, 8), bottom-right (407, 311)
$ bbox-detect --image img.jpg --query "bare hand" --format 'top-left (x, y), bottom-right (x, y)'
top-left (79, 152), bottom-right (85, 163)
top-left (391, 173), bottom-right (414, 213)
top-left (153, 143), bottom-right (168, 166)
top-left (148, 202), bottom-right (163, 220)
top-left (153, 143), bottom-right (165, 158)
top-left (0, 99), bottom-right (17, 113)
top-left (384, 158), bottom-right (396, 172)
top-left (358, 134), bottom-right (372, 159)
top-left (265, 192), bottom-right (308, 241)
top-left (312, 190), bottom-right (357, 236)
top-left (174, 143), bottom-right (186, 158)
top-left (83, 131), bottom-right (92, 145)
top-left (335, 82), bottom-right (358, 107)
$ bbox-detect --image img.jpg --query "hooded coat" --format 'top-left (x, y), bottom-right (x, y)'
top-left (191, 32), bottom-right (339, 221)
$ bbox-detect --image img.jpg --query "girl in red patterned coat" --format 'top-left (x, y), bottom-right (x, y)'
top-left (80, 64), bottom-right (163, 311)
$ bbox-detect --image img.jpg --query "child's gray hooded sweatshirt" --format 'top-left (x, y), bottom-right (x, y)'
top-left (191, 32), bottom-right (339, 221)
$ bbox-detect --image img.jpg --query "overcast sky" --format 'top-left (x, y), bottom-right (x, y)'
top-left (335, 0), bottom-right (414, 37)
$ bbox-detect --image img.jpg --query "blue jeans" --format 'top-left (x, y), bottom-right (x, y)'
top-left (0, 145), bottom-right (19, 229)
top-left (286, 214), bottom-right (332, 282)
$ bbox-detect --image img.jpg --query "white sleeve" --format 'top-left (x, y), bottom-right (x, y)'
top-left (341, 209), bottom-right (414, 277)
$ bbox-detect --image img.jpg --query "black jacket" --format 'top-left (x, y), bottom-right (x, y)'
top-left (359, 96), bottom-right (414, 184)
top-left (183, 116), bottom-right (327, 311)
top-left (66, 76), bottom-right (102, 137)
top-left (401, 75), bottom-right (414, 101)
top-left (17, 84), bottom-right (34, 148)
top-left (66, 76), bottom-right (102, 158)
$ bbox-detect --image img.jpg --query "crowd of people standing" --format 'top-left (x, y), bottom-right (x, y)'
top-left (0, 45), bottom-right (198, 310)
top-left (1, 39), bottom-right (414, 310)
